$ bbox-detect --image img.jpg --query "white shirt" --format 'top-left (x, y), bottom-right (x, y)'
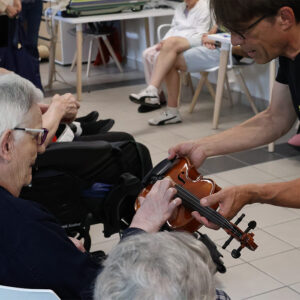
top-left (0, 0), bottom-right (13, 14)
top-left (163, 0), bottom-right (212, 47)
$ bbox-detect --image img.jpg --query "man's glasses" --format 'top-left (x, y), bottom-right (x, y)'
top-left (13, 127), bottom-right (49, 145)
top-left (231, 15), bottom-right (267, 40)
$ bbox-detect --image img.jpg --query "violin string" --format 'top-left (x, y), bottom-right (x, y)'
top-left (175, 184), bottom-right (242, 237)
top-left (175, 184), bottom-right (231, 228)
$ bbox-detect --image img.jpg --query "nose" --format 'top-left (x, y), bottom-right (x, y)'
top-left (231, 32), bottom-right (244, 46)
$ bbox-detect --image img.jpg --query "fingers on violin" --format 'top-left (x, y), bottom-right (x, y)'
top-left (169, 197), bottom-right (182, 208)
top-left (191, 211), bottom-right (219, 230)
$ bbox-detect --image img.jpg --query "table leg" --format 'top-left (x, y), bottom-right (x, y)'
top-left (144, 18), bottom-right (150, 48)
top-left (212, 49), bottom-right (229, 129)
top-left (76, 24), bottom-right (83, 101)
top-left (268, 59), bottom-right (276, 152)
top-left (46, 20), bottom-right (58, 89)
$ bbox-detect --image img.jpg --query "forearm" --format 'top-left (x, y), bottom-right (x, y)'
top-left (198, 109), bottom-right (284, 158)
top-left (42, 103), bottom-right (65, 146)
top-left (245, 179), bottom-right (300, 208)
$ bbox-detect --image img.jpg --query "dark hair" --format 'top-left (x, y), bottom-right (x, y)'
top-left (210, 0), bottom-right (300, 31)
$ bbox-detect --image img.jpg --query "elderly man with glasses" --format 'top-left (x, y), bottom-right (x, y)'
top-left (0, 73), bottom-right (181, 299)
top-left (169, 0), bottom-right (300, 228)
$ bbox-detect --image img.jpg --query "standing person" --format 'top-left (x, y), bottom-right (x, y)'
top-left (20, 0), bottom-right (42, 58)
top-left (129, 0), bottom-right (212, 116)
top-left (168, 0), bottom-right (300, 228)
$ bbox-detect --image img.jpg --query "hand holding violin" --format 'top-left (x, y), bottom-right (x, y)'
top-left (192, 185), bottom-right (252, 230)
top-left (168, 141), bottom-right (207, 168)
top-left (130, 178), bottom-right (182, 233)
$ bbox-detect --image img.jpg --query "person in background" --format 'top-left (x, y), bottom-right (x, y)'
top-left (94, 231), bottom-right (230, 300)
top-left (20, 0), bottom-right (42, 59)
top-left (129, 0), bottom-right (211, 116)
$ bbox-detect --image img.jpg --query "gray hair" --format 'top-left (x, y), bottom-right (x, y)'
top-left (0, 73), bottom-right (43, 138)
top-left (94, 231), bottom-right (216, 300)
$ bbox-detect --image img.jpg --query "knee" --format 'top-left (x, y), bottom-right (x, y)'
top-left (161, 37), bottom-right (183, 54)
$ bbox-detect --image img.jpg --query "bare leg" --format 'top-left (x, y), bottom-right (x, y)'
top-left (164, 54), bottom-right (188, 108)
top-left (150, 37), bottom-right (190, 89)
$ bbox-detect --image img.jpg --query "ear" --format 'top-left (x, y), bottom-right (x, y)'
top-left (278, 6), bottom-right (296, 30)
top-left (0, 130), bottom-right (15, 162)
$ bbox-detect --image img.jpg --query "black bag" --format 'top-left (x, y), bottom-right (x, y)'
top-left (0, 16), bottom-right (43, 91)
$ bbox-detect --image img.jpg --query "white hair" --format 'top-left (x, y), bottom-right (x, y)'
top-left (0, 73), bottom-right (43, 138)
top-left (94, 231), bottom-right (216, 300)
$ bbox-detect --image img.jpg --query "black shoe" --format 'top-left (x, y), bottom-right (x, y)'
top-left (138, 104), bottom-right (161, 113)
top-left (81, 119), bottom-right (115, 135)
top-left (137, 99), bottom-right (166, 113)
top-left (75, 111), bottom-right (99, 123)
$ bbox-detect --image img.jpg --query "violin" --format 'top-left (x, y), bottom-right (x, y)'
top-left (135, 157), bottom-right (258, 258)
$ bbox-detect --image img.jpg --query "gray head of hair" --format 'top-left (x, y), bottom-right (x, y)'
top-left (94, 231), bottom-right (216, 300)
top-left (0, 73), bottom-right (43, 138)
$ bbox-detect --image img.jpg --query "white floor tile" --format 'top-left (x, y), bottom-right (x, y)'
top-left (214, 166), bottom-right (277, 185)
top-left (290, 282), bottom-right (300, 293)
top-left (254, 157), bottom-right (300, 179)
top-left (263, 219), bottom-right (300, 247)
top-left (251, 249), bottom-right (300, 285)
top-left (215, 263), bottom-right (282, 299)
top-left (242, 203), bottom-right (299, 228)
top-left (246, 287), bottom-right (300, 300)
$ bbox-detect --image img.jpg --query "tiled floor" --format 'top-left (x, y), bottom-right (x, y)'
top-left (41, 61), bottom-right (300, 300)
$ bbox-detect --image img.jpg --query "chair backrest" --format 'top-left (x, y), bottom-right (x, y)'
top-left (157, 23), bottom-right (172, 41)
top-left (0, 285), bottom-right (60, 300)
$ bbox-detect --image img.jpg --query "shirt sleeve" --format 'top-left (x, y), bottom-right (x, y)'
top-left (186, 3), bottom-right (212, 47)
top-left (0, 0), bottom-right (10, 13)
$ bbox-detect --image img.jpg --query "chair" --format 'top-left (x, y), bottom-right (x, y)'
top-left (189, 33), bottom-right (259, 129)
top-left (71, 22), bottom-right (123, 77)
top-left (0, 285), bottom-right (60, 300)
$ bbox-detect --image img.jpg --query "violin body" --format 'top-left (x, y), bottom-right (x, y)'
top-left (136, 157), bottom-right (258, 258)
top-left (138, 158), bottom-right (220, 232)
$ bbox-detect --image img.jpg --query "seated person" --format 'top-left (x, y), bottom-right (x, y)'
top-left (0, 72), bottom-right (182, 299)
top-left (94, 231), bottom-right (230, 300)
top-left (129, 0), bottom-right (212, 113)
top-left (132, 25), bottom-right (249, 126)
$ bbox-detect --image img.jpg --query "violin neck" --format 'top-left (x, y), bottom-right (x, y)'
top-left (174, 184), bottom-right (233, 230)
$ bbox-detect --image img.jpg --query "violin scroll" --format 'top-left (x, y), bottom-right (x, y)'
top-left (222, 214), bottom-right (257, 258)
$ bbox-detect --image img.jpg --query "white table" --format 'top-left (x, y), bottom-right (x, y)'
top-left (48, 6), bottom-right (175, 100)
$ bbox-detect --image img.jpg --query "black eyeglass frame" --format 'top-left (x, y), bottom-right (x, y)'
top-left (13, 127), bottom-right (49, 145)
top-left (231, 15), bottom-right (267, 40)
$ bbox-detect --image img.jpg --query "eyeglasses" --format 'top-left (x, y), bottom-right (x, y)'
top-left (13, 127), bottom-right (49, 145)
top-left (231, 15), bottom-right (267, 40)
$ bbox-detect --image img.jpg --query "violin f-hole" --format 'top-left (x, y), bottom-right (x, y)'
top-left (177, 172), bottom-right (186, 185)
